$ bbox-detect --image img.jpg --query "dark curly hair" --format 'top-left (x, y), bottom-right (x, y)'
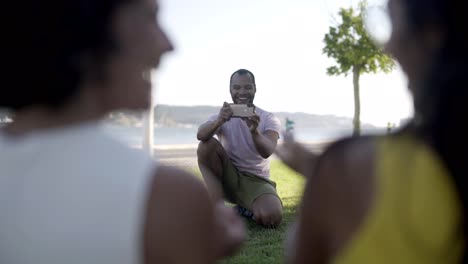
top-left (403, 0), bottom-right (468, 261)
top-left (4, 0), bottom-right (134, 110)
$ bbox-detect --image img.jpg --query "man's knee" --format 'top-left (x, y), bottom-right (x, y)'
top-left (197, 138), bottom-right (222, 160)
top-left (252, 194), bottom-right (283, 228)
top-left (254, 207), bottom-right (283, 228)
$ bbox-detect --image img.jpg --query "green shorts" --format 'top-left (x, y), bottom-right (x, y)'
top-left (222, 159), bottom-right (280, 211)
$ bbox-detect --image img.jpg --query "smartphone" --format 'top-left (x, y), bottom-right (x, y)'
top-left (230, 104), bottom-right (255, 118)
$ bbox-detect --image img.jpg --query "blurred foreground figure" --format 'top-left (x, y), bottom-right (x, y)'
top-left (0, 0), bottom-right (245, 263)
top-left (277, 0), bottom-right (468, 263)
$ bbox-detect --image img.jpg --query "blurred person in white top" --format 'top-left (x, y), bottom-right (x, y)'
top-left (0, 0), bottom-right (245, 263)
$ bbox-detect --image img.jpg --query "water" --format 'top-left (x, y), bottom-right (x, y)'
top-left (102, 124), bottom-right (200, 146)
top-left (101, 123), bottom-right (385, 147)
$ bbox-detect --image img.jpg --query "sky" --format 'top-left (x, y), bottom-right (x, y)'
top-left (152, 0), bottom-right (414, 127)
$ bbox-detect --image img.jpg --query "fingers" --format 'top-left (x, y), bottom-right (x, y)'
top-left (242, 115), bottom-right (258, 122)
top-left (240, 115), bottom-right (259, 134)
top-left (249, 114), bottom-right (260, 122)
top-left (246, 115), bottom-right (259, 127)
top-left (219, 102), bottom-right (233, 121)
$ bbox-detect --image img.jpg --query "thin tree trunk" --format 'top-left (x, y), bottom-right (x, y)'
top-left (143, 100), bottom-right (154, 156)
top-left (352, 66), bottom-right (361, 136)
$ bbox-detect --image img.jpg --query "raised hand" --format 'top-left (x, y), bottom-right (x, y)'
top-left (218, 102), bottom-right (233, 123)
top-left (275, 130), bottom-right (317, 177)
top-left (244, 114), bottom-right (260, 134)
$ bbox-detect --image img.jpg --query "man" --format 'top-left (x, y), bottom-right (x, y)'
top-left (197, 69), bottom-right (282, 228)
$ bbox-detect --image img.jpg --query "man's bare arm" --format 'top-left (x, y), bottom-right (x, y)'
top-left (197, 119), bottom-right (224, 142)
top-left (251, 129), bottom-right (279, 159)
top-left (244, 114), bottom-right (279, 158)
top-left (197, 102), bottom-right (232, 142)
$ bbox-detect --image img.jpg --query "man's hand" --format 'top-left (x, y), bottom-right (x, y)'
top-left (243, 114), bottom-right (260, 134)
top-left (218, 102), bottom-right (233, 123)
top-left (197, 102), bottom-right (232, 142)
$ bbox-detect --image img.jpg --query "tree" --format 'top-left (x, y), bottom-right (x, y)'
top-left (323, 1), bottom-right (394, 136)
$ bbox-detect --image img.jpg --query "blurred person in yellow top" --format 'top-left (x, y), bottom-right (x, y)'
top-left (276, 0), bottom-right (468, 263)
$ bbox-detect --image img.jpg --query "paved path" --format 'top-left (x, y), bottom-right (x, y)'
top-left (154, 141), bottom-right (333, 168)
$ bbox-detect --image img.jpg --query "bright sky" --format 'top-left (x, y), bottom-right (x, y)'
top-left (153, 0), bottom-right (414, 127)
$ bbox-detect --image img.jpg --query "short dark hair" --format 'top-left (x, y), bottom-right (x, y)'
top-left (229, 69), bottom-right (256, 85)
top-left (3, 0), bottom-right (133, 111)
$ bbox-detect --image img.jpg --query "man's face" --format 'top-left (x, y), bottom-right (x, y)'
top-left (230, 73), bottom-right (256, 105)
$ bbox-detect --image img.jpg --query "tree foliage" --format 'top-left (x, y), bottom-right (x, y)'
top-left (323, 1), bottom-right (394, 76)
top-left (322, 1), bottom-right (395, 135)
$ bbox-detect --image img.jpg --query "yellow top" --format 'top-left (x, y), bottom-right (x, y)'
top-left (333, 135), bottom-right (463, 264)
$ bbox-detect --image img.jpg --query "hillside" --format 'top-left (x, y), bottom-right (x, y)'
top-left (2, 105), bottom-right (381, 131)
top-left (147, 105), bottom-right (378, 130)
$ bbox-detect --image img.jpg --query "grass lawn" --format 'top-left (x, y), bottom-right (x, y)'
top-left (191, 160), bottom-right (306, 264)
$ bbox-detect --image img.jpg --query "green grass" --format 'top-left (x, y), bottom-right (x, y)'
top-left (191, 160), bottom-right (306, 264)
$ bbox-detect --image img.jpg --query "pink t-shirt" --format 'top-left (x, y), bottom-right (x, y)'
top-left (209, 107), bottom-right (281, 178)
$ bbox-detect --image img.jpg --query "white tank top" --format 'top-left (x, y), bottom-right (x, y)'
top-left (0, 122), bottom-right (156, 264)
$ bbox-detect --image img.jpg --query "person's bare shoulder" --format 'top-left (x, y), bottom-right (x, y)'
top-left (319, 136), bottom-right (378, 249)
top-left (143, 165), bottom-right (216, 264)
top-left (318, 135), bottom-right (377, 194)
top-left (292, 136), bottom-right (378, 263)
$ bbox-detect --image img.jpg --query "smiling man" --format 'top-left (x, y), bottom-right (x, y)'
top-left (197, 69), bottom-right (283, 228)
